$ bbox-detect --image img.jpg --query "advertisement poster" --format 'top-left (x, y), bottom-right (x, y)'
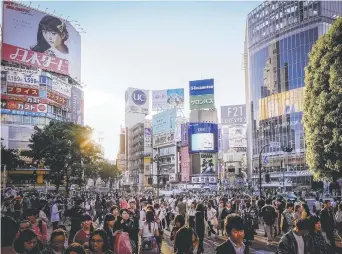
top-left (181, 123), bottom-right (189, 147)
top-left (152, 108), bottom-right (177, 135)
top-left (3, 100), bottom-right (47, 113)
top-left (125, 87), bottom-right (149, 114)
top-left (71, 86), bottom-right (84, 125)
top-left (180, 147), bottom-right (190, 182)
top-left (189, 79), bottom-right (214, 96)
top-left (188, 123), bottom-right (218, 153)
top-left (221, 105), bottom-right (246, 125)
top-left (144, 128), bottom-right (152, 147)
top-left (1, 66), bottom-right (40, 87)
top-left (51, 74), bottom-right (71, 97)
top-left (153, 132), bottom-right (174, 148)
top-left (200, 153), bottom-right (217, 174)
top-left (7, 86), bottom-right (39, 96)
top-left (189, 94), bottom-right (215, 110)
top-left (2, 1), bottom-right (81, 80)
top-left (152, 88), bottom-right (184, 110)
top-left (228, 125), bottom-right (247, 148)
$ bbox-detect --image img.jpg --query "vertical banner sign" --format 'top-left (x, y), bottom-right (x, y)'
top-left (200, 153), bottom-right (217, 174)
top-left (71, 86), bottom-right (84, 125)
top-left (181, 123), bottom-right (189, 147)
top-left (189, 79), bottom-right (215, 110)
top-left (180, 146), bottom-right (190, 182)
top-left (2, 1), bottom-right (81, 80)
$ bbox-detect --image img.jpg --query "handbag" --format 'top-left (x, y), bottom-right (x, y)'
top-left (210, 217), bottom-right (218, 226)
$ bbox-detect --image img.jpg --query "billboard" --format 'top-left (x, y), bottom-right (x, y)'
top-left (51, 74), bottom-right (71, 97)
top-left (1, 94), bottom-right (47, 104)
top-left (189, 94), bottom-right (214, 110)
top-left (189, 79), bottom-right (214, 96)
top-left (153, 132), bottom-right (175, 148)
top-left (125, 88), bottom-right (149, 114)
top-left (180, 146), bottom-right (190, 182)
top-left (71, 86), bottom-right (84, 125)
top-left (188, 123), bottom-right (218, 153)
top-left (152, 88), bottom-right (184, 110)
top-left (2, 1), bottom-right (81, 80)
top-left (1, 108), bottom-right (46, 117)
top-left (221, 105), bottom-right (246, 125)
top-left (259, 87), bottom-right (304, 121)
top-left (7, 86), bottom-right (39, 97)
top-left (228, 125), bottom-right (247, 148)
top-left (180, 123), bottom-right (189, 147)
top-left (200, 153), bottom-right (217, 174)
top-left (1, 100), bottom-right (47, 113)
top-left (152, 108), bottom-right (177, 135)
top-left (144, 128), bottom-right (152, 147)
top-left (1, 66), bottom-right (40, 87)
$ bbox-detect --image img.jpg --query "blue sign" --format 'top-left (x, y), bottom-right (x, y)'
top-left (39, 76), bottom-right (52, 87)
top-left (189, 79), bottom-right (214, 96)
top-left (188, 123), bottom-right (218, 153)
top-left (152, 108), bottom-right (177, 135)
top-left (1, 109), bottom-right (46, 117)
top-left (132, 90), bottom-right (147, 105)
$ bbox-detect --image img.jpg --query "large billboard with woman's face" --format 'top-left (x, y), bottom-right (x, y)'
top-left (2, 1), bottom-right (81, 80)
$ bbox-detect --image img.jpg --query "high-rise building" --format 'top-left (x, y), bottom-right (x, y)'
top-left (1, 2), bottom-right (83, 185)
top-left (245, 1), bottom-right (342, 190)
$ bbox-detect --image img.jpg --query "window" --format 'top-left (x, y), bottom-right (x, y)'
top-left (23, 116), bottom-right (30, 124)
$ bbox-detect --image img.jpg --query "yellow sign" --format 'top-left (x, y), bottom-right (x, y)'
top-left (144, 157), bottom-right (151, 164)
top-left (259, 87), bottom-right (304, 121)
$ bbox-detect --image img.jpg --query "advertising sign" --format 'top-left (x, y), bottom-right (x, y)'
top-left (51, 74), bottom-right (71, 97)
top-left (152, 89), bottom-right (185, 110)
top-left (189, 94), bottom-right (215, 110)
top-left (144, 128), bottom-right (152, 147)
top-left (1, 108), bottom-right (46, 117)
top-left (221, 105), bottom-right (246, 125)
top-left (181, 123), bottom-right (189, 147)
top-left (153, 132), bottom-right (175, 147)
top-left (7, 86), bottom-right (39, 97)
top-left (47, 91), bottom-right (68, 106)
top-left (2, 1), bottom-right (81, 80)
top-left (71, 86), bottom-right (84, 125)
top-left (152, 108), bottom-right (177, 135)
top-left (180, 146), bottom-right (190, 182)
top-left (188, 123), bottom-right (218, 153)
top-left (1, 66), bottom-right (40, 87)
top-left (228, 125), bottom-right (247, 148)
top-left (189, 79), bottom-right (214, 96)
top-left (125, 87), bottom-right (149, 114)
top-left (3, 100), bottom-right (47, 113)
top-left (191, 176), bottom-right (217, 184)
top-left (1, 94), bottom-right (47, 104)
top-left (200, 153), bottom-right (217, 174)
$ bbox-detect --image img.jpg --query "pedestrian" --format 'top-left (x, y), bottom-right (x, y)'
top-left (24, 208), bottom-right (48, 245)
top-left (281, 203), bottom-right (295, 234)
top-left (195, 203), bottom-right (205, 254)
top-left (320, 200), bottom-right (336, 251)
top-left (307, 215), bottom-right (328, 254)
top-left (73, 214), bottom-right (94, 249)
top-left (41, 229), bottom-right (67, 254)
top-left (51, 200), bottom-right (61, 230)
top-left (260, 198), bottom-right (277, 245)
top-left (13, 229), bottom-right (44, 254)
top-left (206, 202), bottom-right (217, 237)
top-left (88, 229), bottom-right (115, 254)
top-left (65, 243), bottom-right (87, 254)
top-left (139, 210), bottom-right (160, 254)
top-left (215, 214), bottom-right (249, 254)
top-left (277, 218), bottom-right (311, 254)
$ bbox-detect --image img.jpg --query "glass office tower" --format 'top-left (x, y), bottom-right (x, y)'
top-left (245, 1), bottom-right (342, 190)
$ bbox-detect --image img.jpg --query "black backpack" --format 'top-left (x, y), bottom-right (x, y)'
top-left (262, 206), bottom-right (275, 225)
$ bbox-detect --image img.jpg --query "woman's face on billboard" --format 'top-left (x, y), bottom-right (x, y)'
top-left (42, 29), bottom-right (62, 48)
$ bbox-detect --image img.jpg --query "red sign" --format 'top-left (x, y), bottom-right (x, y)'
top-left (7, 86), bottom-right (39, 96)
top-left (1, 94), bottom-right (47, 104)
top-left (2, 43), bottom-right (69, 75)
top-left (5, 101), bottom-right (47, 113)
top-left (47, 91), bottom-right (68, 106)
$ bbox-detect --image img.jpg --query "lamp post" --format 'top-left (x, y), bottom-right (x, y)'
top-left (258, 144), bottom-right (270, 197)
top-left (32, 170), bottom-right (37, 189)
top-left (281, 146), bottom-right (293, 192)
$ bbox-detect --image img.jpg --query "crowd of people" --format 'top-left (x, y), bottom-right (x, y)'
top-left (1, 188), bottom-right (342, 254)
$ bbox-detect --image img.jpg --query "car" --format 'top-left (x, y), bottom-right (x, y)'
top-left (277, 192), bottom-right (297, 201)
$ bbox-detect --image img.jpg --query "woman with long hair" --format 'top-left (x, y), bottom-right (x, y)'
top-left (301, 203), bottom-right (312, 219)
top-left (31, 15), bottom-right (69, 57)
top-left (113, 209), bottom-right (136, 253)
top-left (103, 214), bottom-right (115, 251)
top-left (308, 215), bottom-right (329, 254)
top-left (88, 229), bottom-right (114, 254)
top-left (139, 210), bottom-right (159, 254)
top-left (73, 214), bottom-right (95, 249)
top-left (41, 229), bottom-right (67, 254)
top-left (13, 229), bottom-right (44, 254)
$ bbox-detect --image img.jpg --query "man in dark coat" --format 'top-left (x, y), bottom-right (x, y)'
top-left (216, 214), bottom-right (249, 254)
top-left (320, 200), bottom-right (336, 250)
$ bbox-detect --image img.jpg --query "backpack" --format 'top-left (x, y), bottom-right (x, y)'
top-left (114, 232), bottom-right (133, 254)
top-left (141, 236), bottom-right (159, 253)
top-left (336, 211), bottom-right (342, 223)
top-left (262, 206), bottom-right (275, 225)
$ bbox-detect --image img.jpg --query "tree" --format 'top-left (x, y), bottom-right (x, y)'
top-left (97, 160), bottom-right (120, 189)
top-left (1, 142), bottom-right (24, 170)
top-left (303, 18), bottom-right (342, 180)
top-left (22, 121), bottom-right (103, 193)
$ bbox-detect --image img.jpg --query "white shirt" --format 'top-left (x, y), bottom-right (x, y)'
top-left (140, 221), bottom-right (158, 237)
top-left (293, 232), bottom-right (304, 254)
top-left (207, 208), bottom-right (217, 221)
top-left (51, 204), bottom-right (60, 222)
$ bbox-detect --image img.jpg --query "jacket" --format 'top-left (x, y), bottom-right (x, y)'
top-left (216, 239), bottom-right (249, 254)
top-left (277, 230), bottom-right (309, 254)
top-left (320, 208), bottom-right (335, 233)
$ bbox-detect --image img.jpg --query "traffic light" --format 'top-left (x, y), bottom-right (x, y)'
top-left (265, 173), bottom-right (270, 183)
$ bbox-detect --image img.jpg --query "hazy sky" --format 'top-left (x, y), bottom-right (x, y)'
top-left (15, 1), bottom-right (261, 160)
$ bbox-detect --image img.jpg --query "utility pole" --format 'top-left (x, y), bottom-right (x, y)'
top-left (281, 146), bottom-right (293, 192)
top-left (3, 165), bottom-right (7, 195)
top-left (258, 144), bottom-right (270, 197)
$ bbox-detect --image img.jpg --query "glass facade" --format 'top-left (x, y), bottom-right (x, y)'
top-left (246, 1), bottom-right (342, 188)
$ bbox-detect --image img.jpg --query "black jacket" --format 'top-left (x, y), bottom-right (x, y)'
top-left (277, 230), bottom-right (309, 254)
top-left (216, 239), bottom-right (249, 254)
top-left (320, 208), bottom-right (335, 233)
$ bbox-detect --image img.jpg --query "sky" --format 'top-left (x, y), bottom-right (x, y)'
top-left (9, 1), bottom-right (261, 160)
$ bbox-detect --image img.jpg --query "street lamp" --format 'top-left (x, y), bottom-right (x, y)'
top-left (281, 146), bottom-right (293, 192)
top-left (32, 170), bottom-right (37, 189)
top-left (258, 144), bottom-right (270, 197)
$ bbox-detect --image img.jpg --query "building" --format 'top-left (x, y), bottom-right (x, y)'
top-left (245, 1), bottom-right (342, 191)
top-left (1, 2), bottom-right (83, 185)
